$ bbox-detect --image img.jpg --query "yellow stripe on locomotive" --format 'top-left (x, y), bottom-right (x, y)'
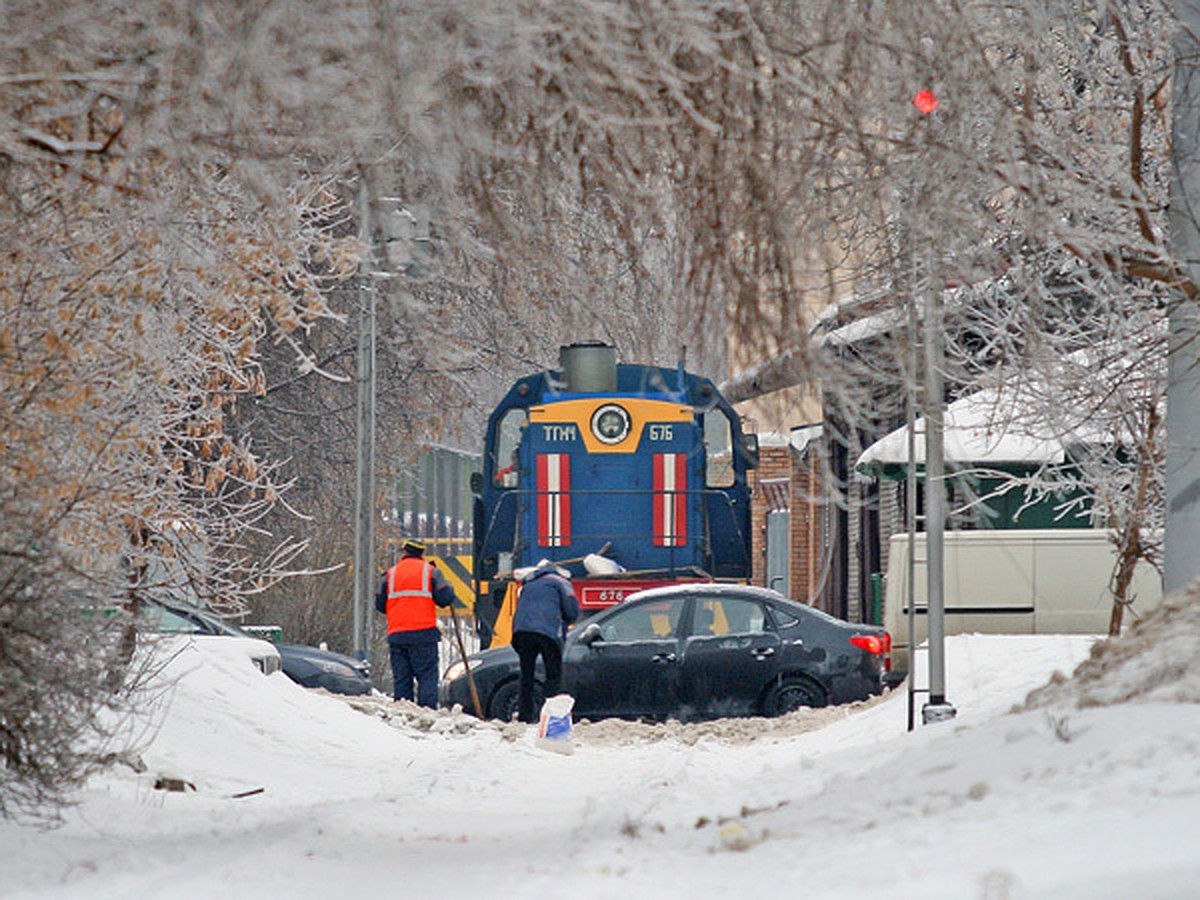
top-left (529, 397), bottom-right (694, 454)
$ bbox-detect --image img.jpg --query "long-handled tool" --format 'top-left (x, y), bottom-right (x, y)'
top-left (549, 540), bottom-right (613, 570)
top-left (448, 604), bottom-right (484, 718)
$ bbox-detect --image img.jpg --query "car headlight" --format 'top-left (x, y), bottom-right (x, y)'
top-left (443, 659), bottom-right (470, 682)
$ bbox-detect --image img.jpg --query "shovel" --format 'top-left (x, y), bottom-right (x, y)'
top-left (448, 604), bottom-right (484, 718)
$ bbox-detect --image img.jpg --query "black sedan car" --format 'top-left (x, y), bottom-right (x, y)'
top-left (440, 584), bottom-right (890, 722)
top-left (140, 599), bottom-right (373, 696)
top-left (272, 641), bottom-right (374, 696)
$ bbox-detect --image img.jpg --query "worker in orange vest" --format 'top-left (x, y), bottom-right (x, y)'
top-left (375, 540), bottom-right (457, 706)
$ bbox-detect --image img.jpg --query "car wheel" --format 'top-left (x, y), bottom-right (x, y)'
top-left (487, 679), bottom-right (520, 721)
top-left (487, 678), bottom-right (544, 722)
top-left (761, 676), bottom-right (827, 716)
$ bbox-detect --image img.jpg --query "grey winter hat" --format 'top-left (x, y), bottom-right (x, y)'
top-left (530, 558), bottom-right (570, 580)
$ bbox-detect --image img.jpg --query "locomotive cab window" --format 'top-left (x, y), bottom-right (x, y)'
top-left (703, 410), bottom-right (735, 488)
top-left (492, 409), bottom-right (526, 488)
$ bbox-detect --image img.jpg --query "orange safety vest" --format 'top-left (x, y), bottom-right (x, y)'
top-left (385, 557), bottom-right (437, 634)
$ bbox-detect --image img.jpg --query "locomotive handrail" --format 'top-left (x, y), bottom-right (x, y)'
top-left (477, 486), bottom-right (750, 572)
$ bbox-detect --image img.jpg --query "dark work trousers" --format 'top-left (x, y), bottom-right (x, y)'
top-left (387, 637), bottom-right (439, 707)
top-left (512, 630), bottom-right (563, 724)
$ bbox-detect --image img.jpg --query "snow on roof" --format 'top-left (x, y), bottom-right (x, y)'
top-left (856, 385), bottom-right (1106, 469)
top-left (755, 430), bottom-right (793, 448)
top-left (790, 424), bottom-right (823, 452)
top-left (754, 426), bottom-right (823, 453)
top-left (820, 307), bottom-right (907, 347)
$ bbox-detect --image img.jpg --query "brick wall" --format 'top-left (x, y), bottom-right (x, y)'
top-left (747, 440), bottom-right (829, 607)
top-left (748, 444), bottom-right (793, 589)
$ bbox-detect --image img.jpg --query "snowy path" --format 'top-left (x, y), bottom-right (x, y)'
top-left (3, 631), bottom-right (1199, 899)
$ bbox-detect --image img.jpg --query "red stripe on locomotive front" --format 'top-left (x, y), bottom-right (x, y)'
top-left (672, 451), bottom-right (687, 546)
top-left (537, 453), bottom-right (571, 547)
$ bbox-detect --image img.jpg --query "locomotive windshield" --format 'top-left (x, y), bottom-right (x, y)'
top-left (491, 408), bottom-right (526, 488)
top-left (703, 409), bottom-right (735, 488)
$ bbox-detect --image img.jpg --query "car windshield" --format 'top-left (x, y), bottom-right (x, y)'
top-left (140, 601), bottom-right (248, 638)
top-left (139, 603), bottom-right (206, 634)
top-left (197, 613), bottom-right (248, 638)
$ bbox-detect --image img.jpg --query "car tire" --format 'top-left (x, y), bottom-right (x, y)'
top-left (761, 676), bottom-right (827, 716)
top-left (487, 678), bottom-right (545, 722)
top-left (487, 679), bottom-right (519, 721)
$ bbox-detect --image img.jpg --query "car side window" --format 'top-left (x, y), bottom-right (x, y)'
top-left (768, 604), bottom-right (803, 629)
top-left (693, 597), bottom-right (768, 637)
top-left (600, 598), bottom-right (685, 641)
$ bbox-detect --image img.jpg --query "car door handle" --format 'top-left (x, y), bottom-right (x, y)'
top-left (750, 647), bottom-right (775, 659)
top-left (651, 652), bottom-right (677, 664)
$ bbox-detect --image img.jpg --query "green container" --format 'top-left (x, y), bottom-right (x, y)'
top-left (243, 624), bottom-right (284, 644)
top-left (869, 572), bottom-right (884, 626)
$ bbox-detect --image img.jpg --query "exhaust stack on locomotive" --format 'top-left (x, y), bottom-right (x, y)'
top-left (559, 340), bottom-right (617, 393)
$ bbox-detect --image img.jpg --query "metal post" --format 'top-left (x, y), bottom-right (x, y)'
top-left (921, 282), bottom-right (956, 725)
top-left (905, 292), bottom-right (919, 732)
top-left (352, 177), bottom-right (377, 660)
top-left (1166, 2), bottom-right (1200, 595)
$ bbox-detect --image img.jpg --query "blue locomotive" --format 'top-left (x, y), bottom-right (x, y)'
top-left (471, 341), bottom-right (758, 647)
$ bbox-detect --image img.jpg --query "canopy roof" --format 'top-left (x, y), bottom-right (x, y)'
top-left (855, 386), bottom-right (1112, 472)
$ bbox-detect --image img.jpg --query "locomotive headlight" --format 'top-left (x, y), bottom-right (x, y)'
top-left (591, 403), bottom-right (631, 445)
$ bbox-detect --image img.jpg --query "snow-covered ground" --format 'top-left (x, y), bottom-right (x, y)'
top-left (3, 593), bottom-right (1200, 900)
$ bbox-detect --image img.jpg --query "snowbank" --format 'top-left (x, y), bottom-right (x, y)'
top-left (1025, 584), bottom-right (1200, 709)
top-left (1, 602), bottom-right (1198, 899)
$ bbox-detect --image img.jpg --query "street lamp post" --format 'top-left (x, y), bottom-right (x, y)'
top-left (921, 281), bottom-right (956, 725)
top-left (352, 177), bottom-right (377, 661)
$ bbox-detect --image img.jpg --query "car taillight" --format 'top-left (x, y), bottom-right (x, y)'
top-left (849, 634), bottom-right (885, 655)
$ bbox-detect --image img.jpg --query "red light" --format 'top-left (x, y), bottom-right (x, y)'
top-left (913, 89), bottom-right (939, 114)
top-left (849, 634), bottom-right (884, 655)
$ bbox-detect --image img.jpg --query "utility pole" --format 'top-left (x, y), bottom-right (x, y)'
top-left (1165, 1), bottom-right (1200, 595)
top-left (352, 176), bottom-right (377, 660)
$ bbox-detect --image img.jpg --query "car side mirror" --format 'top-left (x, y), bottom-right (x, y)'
top-left (577, 622), bottom-right (603, 646)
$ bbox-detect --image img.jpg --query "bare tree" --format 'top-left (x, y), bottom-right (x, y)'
top-left (1, 3), bottom-right (358, 817)
top-left (5, 0), bottom-right (1190, 817)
